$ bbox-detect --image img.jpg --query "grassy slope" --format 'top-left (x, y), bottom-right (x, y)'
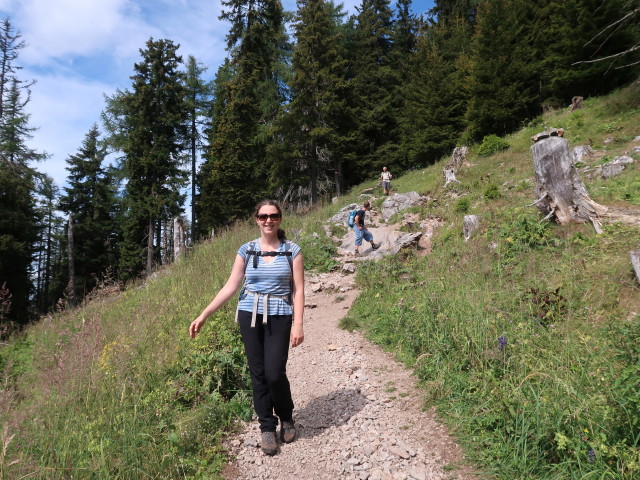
top-left (343, 83), bottom-right (640, 479)
top-left (0, 83), bottom-right (639, 479)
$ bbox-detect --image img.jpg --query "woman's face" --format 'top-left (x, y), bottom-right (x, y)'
top-left (256, 205), bottom-right (282, 235)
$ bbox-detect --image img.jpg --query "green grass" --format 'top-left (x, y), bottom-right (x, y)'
top-left (2, 83), bottom-right (640, 479)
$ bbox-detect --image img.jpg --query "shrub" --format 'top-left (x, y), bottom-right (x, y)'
top-left (483, 184), bottom-right (501, 200)
top-left (454, 198), bottom-right (471, 213)
top-left (499, 213), bottom-right (552, 259)
top-left (478, 135), bottom-right (510, 157)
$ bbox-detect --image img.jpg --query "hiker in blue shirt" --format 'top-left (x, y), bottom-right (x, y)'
top-left (353, 201), bottom-right (380, 256)
top-left (189, 200), bottom-right (304, 456)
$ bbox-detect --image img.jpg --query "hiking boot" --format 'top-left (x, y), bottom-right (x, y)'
top-left (260, 431), bottom-right (277, 456)
top-left (371, 242), bottom-right (380, 250)
top-left (280, 420), bottom-right (296, 443)
top-left (353, 250), bottom-right (360, 257)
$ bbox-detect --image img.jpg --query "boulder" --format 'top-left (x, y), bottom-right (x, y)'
top-left (601, 163), bottom-right (626, 179)
top-left (381, 192), bottom-right (425, 221)
top-left (389, 232), bottom-right (423, 254)
top-left (328, 203), bottom-right (360, 224)
top-left (571, 145), bottom-right (594, 163)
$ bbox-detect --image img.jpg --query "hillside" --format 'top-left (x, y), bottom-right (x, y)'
top-left (0, 83), bottom-right (639, 479)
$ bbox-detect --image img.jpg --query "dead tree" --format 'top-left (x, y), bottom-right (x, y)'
top-left (173, 217), bottom-right (186, 261)
top-left (66, 214), bottom-right (77, 307)
top-left (530, 134), bottom-right (607, 232)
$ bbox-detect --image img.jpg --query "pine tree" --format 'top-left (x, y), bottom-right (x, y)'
top-left (103, 38), bottom-right (189, 280)
top-left (465, 0), bottom-right (540, 141)
top-left (345, 0), bottom-right (401, 184)
top-left (400, 19), bottom-right (471, 166)
top-left (537, 0), bottom-right (639, 106)
top-left (268, 0), bottom-right (350, 206)
top-left (0, 20), bottom-right (46, 325)
top-left (59, 124), bottom-right (119, 300)
top-left (184, 56), bottom-right (213, 240)
top-left (198, 0), bottom-right (288, 228)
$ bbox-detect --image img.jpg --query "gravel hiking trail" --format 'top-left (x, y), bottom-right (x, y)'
top-left (223, 210), bottom-right (479, 480)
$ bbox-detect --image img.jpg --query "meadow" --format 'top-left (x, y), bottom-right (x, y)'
top-left (0, 83), bottom-right (639, 479)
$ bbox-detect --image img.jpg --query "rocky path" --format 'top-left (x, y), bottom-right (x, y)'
top-left (223, 266), bottom-right (478, 480)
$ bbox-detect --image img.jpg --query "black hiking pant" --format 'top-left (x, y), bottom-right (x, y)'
top-left (237, 310), bottom-right (294, 432)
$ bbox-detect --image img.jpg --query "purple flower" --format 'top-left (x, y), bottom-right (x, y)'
top-left (498, 336), bottom-right (508, 350)
top-left (588, 449), bottom-right (596, 463)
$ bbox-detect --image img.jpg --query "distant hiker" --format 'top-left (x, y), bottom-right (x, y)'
top-left (353, 201), bottom-right (380, 256)
top-left (189, 200), bottom-right (304, 456)
top-left (379, 166), bottom-right (392, 196)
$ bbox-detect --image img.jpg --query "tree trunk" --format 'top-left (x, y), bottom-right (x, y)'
top-left (146, 220), bottom-right (154, 275)
top-left (531, 136), bottom-right (607, 232)
top-left (67, 214), bottom-right (77, 307)
top-left (173, 217), bottom-right (185, 261)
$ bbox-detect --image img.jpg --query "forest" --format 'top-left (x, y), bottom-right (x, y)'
top-left (1, 0), bottom-right (639, 327)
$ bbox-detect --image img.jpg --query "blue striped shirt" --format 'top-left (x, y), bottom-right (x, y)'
top-left (237, 239), bottom-right (301, 316)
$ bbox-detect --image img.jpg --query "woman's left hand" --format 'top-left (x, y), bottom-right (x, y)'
top-left (290, 323), bottom-right (304, 347)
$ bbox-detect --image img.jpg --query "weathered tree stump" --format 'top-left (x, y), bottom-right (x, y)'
top-left (531, 135), bottom-right (607, 232)
top-left (444, 167), bottom-right (460, 186)
top-left (463, 215), bottom-right (480, 242)
top-left (571, 96), bottom-right (584, 111)
top-left (630, 250), bottom-right (640, 285)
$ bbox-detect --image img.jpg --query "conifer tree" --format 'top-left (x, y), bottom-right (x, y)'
top-left (346, 0), bottom-right (401, 184)
top-left (0, 20), bottom-right (46, 324)
top-left (103, 38), bottom-right (188, 279)
top-left (465, 0), bottom-right (540, 141)
top-left (59, 125), bottom-right (119, 300)
top-left (400, 19), bottom-right (471, 166)
top-left (184, 56), bottom-right (213, 240)
top-left (198, 0), bottom-right (288, 228)
top-left (269, 0), bottom-right (350, 205)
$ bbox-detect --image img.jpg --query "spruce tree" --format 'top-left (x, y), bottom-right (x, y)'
top-left (465, 0), bottom-right (540, 140)
top-left (184, 56), bottom-right (213, 240)
top-left (268, 0), bottom-right (350, 205)
top-left (198, 0), bottom-right (288, 228)
top-left (59, 125), bottom-right (119, 300)
top-left (104, 38), bottom-right (188, 279)
top-left (346, 0), bottom-right (401, 184)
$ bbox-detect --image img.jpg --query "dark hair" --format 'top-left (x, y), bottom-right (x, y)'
top-left (254, 200), bottom-right (286, 241)
top-left (363, 201), bottom-right (371, 209)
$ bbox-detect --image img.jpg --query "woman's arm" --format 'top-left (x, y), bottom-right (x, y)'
top-left (189, 254), bottom-right (246, 338)
top-left (290, 252), bottom-right (305, 347)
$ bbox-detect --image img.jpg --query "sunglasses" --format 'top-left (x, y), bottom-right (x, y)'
top-left (257, 213), bottom-right (282, 221)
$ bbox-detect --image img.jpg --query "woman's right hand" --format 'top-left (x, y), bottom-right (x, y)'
top-left (189, 317), bottom-right (206, 338)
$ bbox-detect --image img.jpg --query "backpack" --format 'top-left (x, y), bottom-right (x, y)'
top-left (241, 240), bottom-right (294, 303)
top-left (347, 209), bottom-right (358, 228)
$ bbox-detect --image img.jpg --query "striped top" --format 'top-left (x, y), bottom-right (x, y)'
top-left (237, 239), bottom-right (301, 316)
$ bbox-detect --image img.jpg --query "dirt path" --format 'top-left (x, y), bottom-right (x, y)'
top-left (224, 264), bottom-right (478, 480)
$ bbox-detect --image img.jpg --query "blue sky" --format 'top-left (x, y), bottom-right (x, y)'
top-left (0, 0), bottom-right (434, 188)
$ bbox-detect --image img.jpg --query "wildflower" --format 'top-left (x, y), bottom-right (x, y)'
top-left (498, 336), bottom-right (508, 350)
top-left (588, 449), bottom-right (596, 463)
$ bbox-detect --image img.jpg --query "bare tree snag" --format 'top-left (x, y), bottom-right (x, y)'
top-left (66, 214), bottom-right (77, 307)
top-left (173, 217), bottom-right (185, 261)
top-left (463, 215), bottom-right (480, 242)
top-left (631, 250), bottom-right (640, 285)
top-left (531, 135), bottom-right (607, 233)
top-left (571, 96), bottom-right (584, 111)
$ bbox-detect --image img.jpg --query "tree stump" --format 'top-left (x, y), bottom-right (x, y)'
top-left (631, 250), bottom-right (640, 285)
top-left (444, 167), bottom-right (460, 186)
top-left (571, 96), bottom-right (584, 111)
top-left (531, 135), bottom-right (607, 232)
top-left (443, 146), bottom-right (467, 186)
top-left (463, 215), bottom-right (480, 242)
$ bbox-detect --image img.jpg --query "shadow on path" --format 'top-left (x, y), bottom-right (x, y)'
top-left (294, 388), bottom-right (367, 439)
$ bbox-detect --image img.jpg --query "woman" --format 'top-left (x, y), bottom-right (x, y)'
top-left (189, 200), bottom-right (305, 456)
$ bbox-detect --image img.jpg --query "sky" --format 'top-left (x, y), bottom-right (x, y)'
top-left (0, 0), bottom-right (435, 189)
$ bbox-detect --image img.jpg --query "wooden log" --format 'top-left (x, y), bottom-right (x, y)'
top-left (631, 250), bottom-right (640, 285)
top-left (531, 136), bottom-right (607, 232)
